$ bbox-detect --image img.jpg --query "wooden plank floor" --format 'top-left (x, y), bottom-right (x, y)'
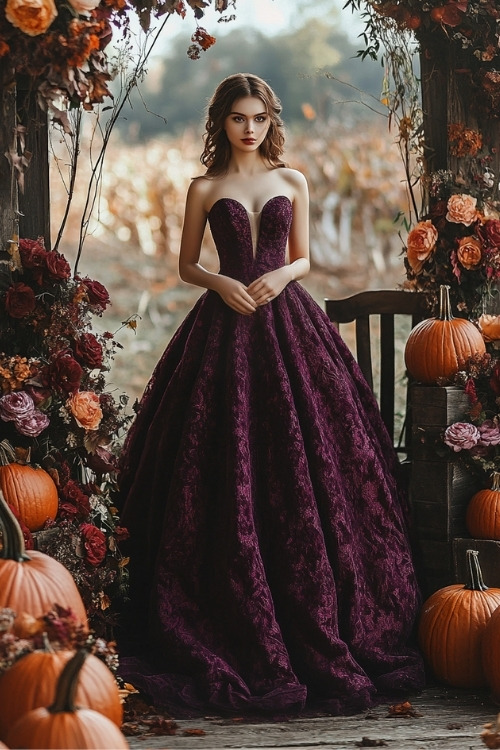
top-left (127, 686), bottom-right (499, 749)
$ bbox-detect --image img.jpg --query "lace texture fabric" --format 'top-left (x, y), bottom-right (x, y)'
top-left (117, 196), bottom-right (425, 716)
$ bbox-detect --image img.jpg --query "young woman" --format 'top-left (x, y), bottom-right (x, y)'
top-left (117, 73), bottom-right (424, 716)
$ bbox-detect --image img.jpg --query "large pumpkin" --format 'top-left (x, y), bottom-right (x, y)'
top-left (0, 639), bottom-right (122, 739)
top-left (466, 472), bottom-right (500, 540)
top-left (0, 491), bottom-right (87, 628)
top-left (404, 284), bottom-right (486, 385)
top-left (5, 650), bottom-right (129, 749)
top-left (0, 461), bottom-right (58, 532)
top-left (482, 604), bottom-right (500, 702)
top-left (418, 549), bottom-right (500, 688)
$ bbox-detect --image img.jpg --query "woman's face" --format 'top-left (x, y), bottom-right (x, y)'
top-left (224, 96), bottom-right (271, 154)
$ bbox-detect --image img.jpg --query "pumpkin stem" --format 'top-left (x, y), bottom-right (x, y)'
top-left (41, 631), bottom-right (55, 653)
top-left (439, 284), bottom-right (454, 321)
top-left (491, 472), bottom-right (500, 492)
top-left (49, 648), bottom-right (88, 714)
top-left (464, 549), bottom-right (488, 591)
top-left (0, 491), bottom-right (30, 562)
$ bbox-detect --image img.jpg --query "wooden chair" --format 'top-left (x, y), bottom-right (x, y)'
top-left (325, 290), bottom-right (430, 459)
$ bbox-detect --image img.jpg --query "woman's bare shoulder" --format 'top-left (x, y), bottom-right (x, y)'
top-left (279, 167), bottom-right (308, 189)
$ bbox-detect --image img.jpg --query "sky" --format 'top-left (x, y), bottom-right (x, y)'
top-left (152, 0), bottom-right (364, 49)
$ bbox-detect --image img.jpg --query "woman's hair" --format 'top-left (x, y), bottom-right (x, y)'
top-left (201, 73), bottom-right (286, 176)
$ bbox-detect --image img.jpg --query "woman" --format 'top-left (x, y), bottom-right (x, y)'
top-left (117, 73), bottom-right (425, 716)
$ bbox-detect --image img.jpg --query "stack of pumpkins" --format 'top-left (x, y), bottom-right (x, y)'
top-left (405, 285), bottom-right (500, 695)
top-left (0, 491), bottom-right (129, 749)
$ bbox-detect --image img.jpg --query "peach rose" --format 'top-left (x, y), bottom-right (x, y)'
top-left (67, 0), bottom-right (100, 13)
top-left (446, 194), bottom-right (478, 226)
top-left (67, 391), bottom-right (103, 430)
top-left (406, 220), bottom-right (438, 273)
top-left (5, 0), bottom-right (57, 36)
top-left (456, 235), bottom-right (482, 269)
top-left (478, 314), bottom-right (500, 342)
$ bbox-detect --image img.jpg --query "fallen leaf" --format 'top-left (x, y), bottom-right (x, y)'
top-left (183, 728), bottom-right (206, 736)
top-left (386, 701), bottom-right (423, 718)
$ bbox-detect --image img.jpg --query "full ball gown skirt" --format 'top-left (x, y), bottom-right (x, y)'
top-left (117, 195), bottom-right (425, 715)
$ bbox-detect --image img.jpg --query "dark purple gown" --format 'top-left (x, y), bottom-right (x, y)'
top-left (117, 195), bottom-right (425, 716)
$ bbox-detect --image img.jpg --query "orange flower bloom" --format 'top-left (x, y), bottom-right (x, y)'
top-left (457, 235), bottom-right (482, 269)
top-left (67, 391), bottom-right (103, 430)
top-left (5, 0), bottom-right (57, 36)
top-left (446, 194), bottom-right (478, 226)
top-left (406, 220), bottom-right (438, 274)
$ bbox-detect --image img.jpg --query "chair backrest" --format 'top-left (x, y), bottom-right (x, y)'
top-left (325, 290), bottom-right (430, 454)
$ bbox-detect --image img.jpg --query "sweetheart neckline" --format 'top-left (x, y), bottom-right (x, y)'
top-left (208, 195), bottom-right (291, 217)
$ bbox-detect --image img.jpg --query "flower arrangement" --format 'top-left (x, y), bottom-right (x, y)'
top-left (0, 604), bottom-right (118, 676)
top-left (0, 0), bottom-right (222, 121)
top-left (441, 353), bottom-right (500, 482)
top-left (0, 237), bottom-right (133, 636)
top-left (359, 0), bottom-right (500, 114)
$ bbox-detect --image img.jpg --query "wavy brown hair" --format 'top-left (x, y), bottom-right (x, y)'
top-left (201, 73), bottom-right (286, 176)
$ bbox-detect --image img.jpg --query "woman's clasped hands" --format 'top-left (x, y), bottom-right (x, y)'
top-left (215, 267), bottom-right (292, 315)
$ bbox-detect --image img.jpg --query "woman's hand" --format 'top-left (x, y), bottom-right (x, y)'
top-left (213, 275), bottom-right (258, 315)
top-left (247, 267), bottom-right (292, 306)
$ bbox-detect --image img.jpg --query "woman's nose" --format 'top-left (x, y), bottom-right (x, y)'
top-left (245, 121), bottom-right (254, 133)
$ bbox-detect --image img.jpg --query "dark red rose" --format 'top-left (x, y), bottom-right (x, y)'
top-left (45, 251), bottom-right (71, 281)
top-left (85, 446), bottom-right (117, 475)
top-left (481, 219), bottom-right (500, 248)
top-left (114, 525), bottom-right (130, 542)
top-left (490, 360), bottom-right (500, 396)
top-left (80, 522), bottom-right (107, 566)
top-left (5, 282), bottom-right (36, 318)
top-left (59, 479), bottom-right (91, 520)
top-left (19, 239), bottom-right (47, 285)
top-left (79, 277), bottom-right (110, 311)
top-left (44, 350), bottom-right (82, 395)
top-left (73, 333), bottom-right (104, 369)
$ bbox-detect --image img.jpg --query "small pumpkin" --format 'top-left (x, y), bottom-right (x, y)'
top-left (466, 473), bottom-right (500, 540)
top-left (478, 314), bottom-right (500, 343)
top-left (0, 636), bottom-right (122, 739)
top-left (482, 604), bottom-right (500, 702)
top-left (5, 649), bottom-right (128, 749)
top-left (0, 445), bottom-right (58, 532)
top-left (404, 284), bottom-right (486, 385)
top-left (418, 549), bottom-right (500, 688)
top-left (0, 491), bottom-right (87, 628)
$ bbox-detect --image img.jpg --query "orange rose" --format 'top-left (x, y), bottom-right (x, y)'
top-left (456, 236), bottom-right (482, 269)
top-left (5, 0), bottom-right (57, 35)
top-left (478, 314), bottom-right (500, 342)
top-left (67, 391), bottom-right (103, 431)
top-left (406, 220), bottom-right (438, 273)
top-left (446, 194), bottom-right (478, 226)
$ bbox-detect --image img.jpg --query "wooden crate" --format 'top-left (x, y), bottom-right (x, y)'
top-left (409, 385), bottom-right (482, 597)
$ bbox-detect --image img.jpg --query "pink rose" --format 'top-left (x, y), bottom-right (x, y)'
top-left (5, 282), bottom-right (36, 318)
top-left (0, 391), bottom-right (35, 421)
top-left (80, 523), bottom-right (107, 566)
top-left (446, 194), bottom-right (478, 226)
top-left (456, 235), bottom-right (482, 269)
top-left (15, 409), bottom-right (50, 437)
top-left (67, 0), bottom-right (100, 12)
top-left (478, 419), bottom-right (500, 447)
top-left (444, 422), bottom-right (480, 451)
top-left (67, 391), bottom-right (103, 430)
top-left (406, 220), bottom-right (438, 273)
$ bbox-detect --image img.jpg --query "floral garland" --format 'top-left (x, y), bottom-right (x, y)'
top-left (352, 0), bottom-right (500, 115)
top-left (0, 0), bottom-right (224, 120)
top-left (0, 237), bottom-right (133, 635)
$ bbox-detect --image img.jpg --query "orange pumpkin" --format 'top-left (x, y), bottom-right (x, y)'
top-left (418, 549), bottom-right (500, 688)
top-left (0, 638), bottom-right (122, 739)
top-left (482, 604), bottom-right (500, 702)
top-left (5, 650), bottom-right (128, 749)
top-left (0, 491), bottom-right (87, 629)
top-left (466, 473), bottom-right (500, 540)
top-left (478, 314), bottom-right (500, 343)
top-left (404, 284), bottom-right (486, 385)
top-left (0, 462), bottom-right (58, 532)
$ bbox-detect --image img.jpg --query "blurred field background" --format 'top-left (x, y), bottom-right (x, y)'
top-left (50, 1), bottom-right (413, 406)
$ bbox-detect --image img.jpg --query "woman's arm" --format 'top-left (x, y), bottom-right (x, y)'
top-left (178, 180), bottom-right (257, 315)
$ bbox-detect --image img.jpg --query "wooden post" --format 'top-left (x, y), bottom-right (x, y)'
top-left (0, 71), bottom-right (16, 290)
top-left (16, 81), bottom-right (50, 248)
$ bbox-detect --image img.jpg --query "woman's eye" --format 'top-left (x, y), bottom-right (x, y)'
top-left (256, 116), bottom-right (266, 122)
